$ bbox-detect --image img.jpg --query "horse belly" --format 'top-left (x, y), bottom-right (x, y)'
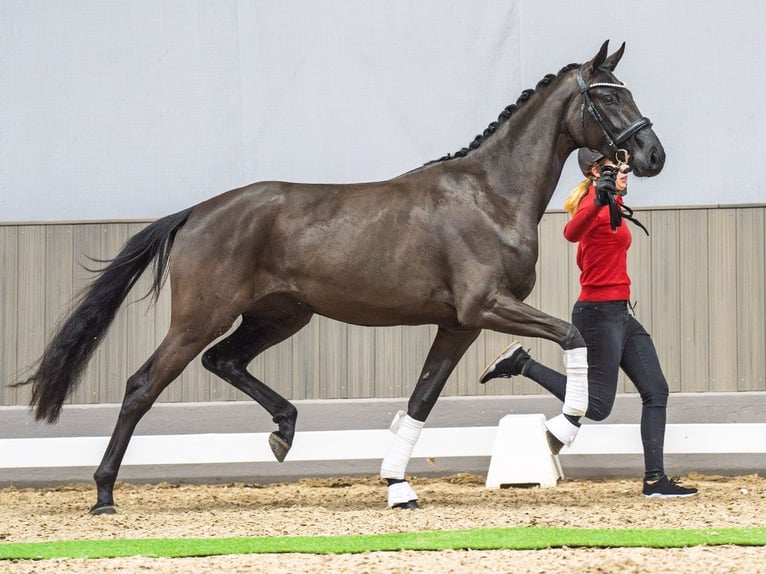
top-left (282, 264), bottom-right (455, 326)
top-left (310, 294), bottom-right (458, 327)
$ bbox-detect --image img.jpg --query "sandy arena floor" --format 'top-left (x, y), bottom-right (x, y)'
top-left (1, 472), bottom-right (764, 573)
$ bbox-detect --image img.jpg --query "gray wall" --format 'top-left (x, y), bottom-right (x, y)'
top-left (2, 1), bottom-right (765, 223)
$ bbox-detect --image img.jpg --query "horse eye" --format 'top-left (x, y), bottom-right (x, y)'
top-left (602, 95), bottom-right (615, 105)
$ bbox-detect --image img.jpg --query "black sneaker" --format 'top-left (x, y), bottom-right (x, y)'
top-left (642, 475), bottom-right (698, 498)
top-left (480, 342), bottom-right (530, 384)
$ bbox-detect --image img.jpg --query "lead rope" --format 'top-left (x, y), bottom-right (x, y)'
top-left (619, 203), bottom-right (649, 236)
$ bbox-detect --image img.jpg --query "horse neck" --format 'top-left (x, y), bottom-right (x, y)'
top-left (471, 78), bottom-right (576, 223)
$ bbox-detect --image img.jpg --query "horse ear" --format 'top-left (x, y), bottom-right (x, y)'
top-left (601, 42), bottom-right (626, 71)
top-left (590, 40), bottom-right (610, 72)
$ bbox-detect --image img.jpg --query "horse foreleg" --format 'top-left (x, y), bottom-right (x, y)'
top-left (381, 327), bottom-right (480, 509)
top-left (201, 310), bottom-right (312, 462)
top-left (478, 297), bottom-right (587, 451)
top-left (92, 325), bottom-right (220, 515)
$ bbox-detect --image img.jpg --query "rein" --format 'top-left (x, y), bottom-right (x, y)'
top-left (607, 194), bottom-right (650, 236)
top-left (576, 67), bottom-right (652, 159)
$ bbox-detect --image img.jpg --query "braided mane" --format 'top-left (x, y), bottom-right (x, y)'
top-left (426, 62), bottom-right (580, 165)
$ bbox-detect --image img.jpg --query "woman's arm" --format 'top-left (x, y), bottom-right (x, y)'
top-left (563, 190), bottom-right (603, 242)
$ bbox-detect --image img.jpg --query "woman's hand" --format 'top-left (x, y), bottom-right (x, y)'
top-left (594, 165), bottom-right (617, 206)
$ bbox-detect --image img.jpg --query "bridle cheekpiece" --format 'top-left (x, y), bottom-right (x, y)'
top-left (576, 66), bottom-right (652, 162)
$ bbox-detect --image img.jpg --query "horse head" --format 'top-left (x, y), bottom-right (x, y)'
top-left (567, 40), bottom-right (665, 177)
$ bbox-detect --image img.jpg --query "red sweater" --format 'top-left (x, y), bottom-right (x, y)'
top-left (563, 187), bottom-right (632, 302)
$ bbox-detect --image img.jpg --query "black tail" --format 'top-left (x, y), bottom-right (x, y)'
top-left (19, 207), bottom-right (194, 423)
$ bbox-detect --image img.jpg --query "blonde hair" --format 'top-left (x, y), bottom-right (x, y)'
top-left (563, 178), bottom-right (592, 215)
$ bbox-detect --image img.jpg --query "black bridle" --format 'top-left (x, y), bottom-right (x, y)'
top-left (577, 66), bottom-right (652, 236)
top-left (577, 66), bottom-right (653, 161)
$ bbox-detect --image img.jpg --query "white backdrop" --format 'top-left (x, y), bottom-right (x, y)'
top-left (1, 0), bottom-right (764, 222)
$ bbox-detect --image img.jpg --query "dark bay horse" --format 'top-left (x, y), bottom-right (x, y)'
top-left (21, 41), bottom-right (664, 513)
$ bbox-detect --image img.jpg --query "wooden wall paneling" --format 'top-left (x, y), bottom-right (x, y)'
top-left (650, 210), bottom-right (681, 391)
top-left (15, 226), bottom-right (49, 407)
top-left (374, 325), bottom-right (404, 398)
top-left (315, 318), bottom-right (348, 399)
top-left (346, 324), bottom-right (376, 398)
top-left (288, 318), bottom-right (315, 400)
top-left (99, 223), bottom-right (130, 404)
top-left (678, 210), bottom-right (710, 392)
top-left (449, 328), bottom-right (479, 398)
top-left (0, 227), bottom-right (20, 405)
top-left (71, 224), bottom-right (103, 404)
top-left (707, 209), bottom-right (738, 391)
top-left (736, 208), bottom-right (765, 391)
top-left (2, 205), bottom-right (765, 407)
top-left (305, 318), bottom-right (329, 400)
top-left (43, 225), bottom-right (75, 406)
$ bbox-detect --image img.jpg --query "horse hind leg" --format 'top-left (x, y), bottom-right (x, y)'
top-left (201, 308), bottom-right (313, 462)
top-left (91, 320), bottom-right (229, 515)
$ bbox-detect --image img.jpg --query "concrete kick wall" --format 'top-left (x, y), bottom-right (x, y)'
top-left (1, 393), bottom-right (764, 487)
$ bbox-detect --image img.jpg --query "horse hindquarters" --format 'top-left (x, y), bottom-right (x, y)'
top-left (90, 237), bottom-right (253, 513)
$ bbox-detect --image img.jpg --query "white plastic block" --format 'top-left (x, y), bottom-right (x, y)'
top-left (485, 414), bottom-right (563, 489)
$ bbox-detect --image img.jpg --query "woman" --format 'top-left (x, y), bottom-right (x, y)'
top-left (480, 148), bottom-right (697, 498)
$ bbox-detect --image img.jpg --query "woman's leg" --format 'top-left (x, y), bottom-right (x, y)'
top-left (522, 301), bottom-right (625, 421)
top-left (619, 315), bottom-right (669, 479)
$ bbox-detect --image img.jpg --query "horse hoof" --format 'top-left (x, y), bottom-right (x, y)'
top-left (268, 432), bottom-right (291, 462)
top-left (545, 430), bottom-right (565, 455)
top-left (392, 499), bottom-right (419, 510)
top-left (90, 503), bottom-right (116, 516)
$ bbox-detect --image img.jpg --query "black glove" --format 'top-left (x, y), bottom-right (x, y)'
top-left (594, 164), bottom-right (617, 207)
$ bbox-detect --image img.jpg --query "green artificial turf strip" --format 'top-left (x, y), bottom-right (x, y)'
top-left (2, 527), bottom-right (765, 560)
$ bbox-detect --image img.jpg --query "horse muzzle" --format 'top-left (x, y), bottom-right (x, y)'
top-left (627, 134), bottom-right (666, 177)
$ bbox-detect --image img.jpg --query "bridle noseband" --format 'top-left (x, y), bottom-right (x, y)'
top-left (576, 66), bottom-right (652, 160)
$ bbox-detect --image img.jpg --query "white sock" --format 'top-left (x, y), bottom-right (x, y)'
top-left (387, 480), bottom-right (419, 507)
top-left (562, 347), bottom-right (588, 416)
top-left (545, 413), bottom-right (580, 446)
top-left (380, 411), bottom-right (424, 480)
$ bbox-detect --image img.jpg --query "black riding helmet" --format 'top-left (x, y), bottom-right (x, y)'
top-left (577, 148), bottom-right (604, 177)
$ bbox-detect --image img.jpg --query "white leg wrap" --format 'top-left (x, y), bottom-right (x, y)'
top-left (387, 480), bottom-right (419, 507)
top-left (380, 411), bottom-right (424, 480)
top-left (545, 413), bottom-right (580, 446)
top-left (562, 347), bottom-right (589, 416)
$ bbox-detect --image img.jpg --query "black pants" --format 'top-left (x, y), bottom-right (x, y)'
top-left (524, 300), bottom-right (669, 478)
